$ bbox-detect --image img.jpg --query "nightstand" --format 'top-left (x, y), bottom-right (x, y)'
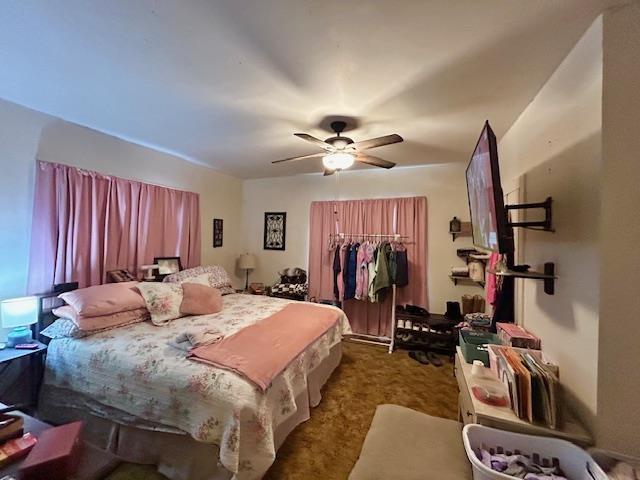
top-left (0, 342), bottom-right (47, 411)
top-left (0, 402), bottom-right (120, 479)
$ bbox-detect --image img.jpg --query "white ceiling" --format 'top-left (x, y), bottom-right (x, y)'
top-left (0, 0), bottom-right (616, 178)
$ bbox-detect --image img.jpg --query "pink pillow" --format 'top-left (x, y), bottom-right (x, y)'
top-left (53, 305), bottom-right (150, 331)
top-left (59, 282), bottom-right (145, 317)
top-left (180, 283), bottom-right (222, 316)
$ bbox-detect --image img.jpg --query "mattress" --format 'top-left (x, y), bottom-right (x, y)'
top-left (40, 294), bottom-right (351, 480)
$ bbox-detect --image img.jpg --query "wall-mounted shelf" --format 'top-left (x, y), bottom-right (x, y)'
top-left (449, 275), bottom-right (485, 288)
top-left (449, 221), bottom-right (472, 241)
top-left (488, 262), bottom-right (557, 295)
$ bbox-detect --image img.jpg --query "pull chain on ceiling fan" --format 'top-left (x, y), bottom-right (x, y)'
top-left (272, 120), bottom-right (403, 175)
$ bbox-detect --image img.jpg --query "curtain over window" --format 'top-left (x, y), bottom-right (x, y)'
top-left (27, 161), bottom-right (201, 292)
top-left (308, 197), bottom-right (427, 337)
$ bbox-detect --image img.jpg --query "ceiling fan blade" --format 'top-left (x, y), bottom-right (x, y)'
top-left (356, 154), bottom-right (396, 169)
top-left (323, 168), bottom-right (335, 176)
top-left (272, 152), bottom-right (325, 164)
top-left (349, 134), bottom-right (403, 151)
top-left (294, 133), bottom-right (334, 151)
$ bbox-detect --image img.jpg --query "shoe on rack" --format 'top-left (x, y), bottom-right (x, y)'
top-left (445, 301), bottom-right (463, 320)
top-left (399, 333), bottom-right (413, 343)
top-left (405, 305), bottom-right (430, 317)
top-left (462, 294), bottom-right (474, 315)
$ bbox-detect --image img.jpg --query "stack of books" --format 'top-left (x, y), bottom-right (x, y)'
top-left (489, 345), bottom-right (559, 428)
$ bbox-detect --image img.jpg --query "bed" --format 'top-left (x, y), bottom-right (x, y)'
top-left (38, 293), bottom-right (351, 480)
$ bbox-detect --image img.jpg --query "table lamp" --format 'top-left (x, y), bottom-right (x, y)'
top-left (1, 296), bottom-right (38, 347)
top-left (238, 253), bottom-right (257, 291)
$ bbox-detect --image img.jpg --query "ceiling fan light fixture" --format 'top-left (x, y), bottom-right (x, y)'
top-left (323, 152), bottom-right (354, 170)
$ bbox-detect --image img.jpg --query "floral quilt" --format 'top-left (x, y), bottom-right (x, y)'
top-left (43, 294), bottom-right (351, 479)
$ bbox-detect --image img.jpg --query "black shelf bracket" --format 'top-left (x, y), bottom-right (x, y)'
top-left (488, 262), bottom-right (556, 295)
top-left (543, 262), bottom-right (555, 295)
top-left (506, 197), bottom-right (554, 232)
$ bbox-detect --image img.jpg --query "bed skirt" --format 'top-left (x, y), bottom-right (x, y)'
top-left (38, 342), bottom-right (342, 480)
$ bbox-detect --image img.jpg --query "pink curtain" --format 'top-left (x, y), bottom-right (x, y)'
top-left (27, 161), bottom-right (201, 292)
top-left (308, 197), bottom-right (427, 337)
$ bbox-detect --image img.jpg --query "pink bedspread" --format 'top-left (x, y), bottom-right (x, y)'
top-left (188, 303), bottom-right (341, 391)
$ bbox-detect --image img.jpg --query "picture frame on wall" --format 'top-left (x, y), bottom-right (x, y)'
top-left (213, 218), bottom-right (223, 247)
top-left (263, 212), bottom-right (286, 251)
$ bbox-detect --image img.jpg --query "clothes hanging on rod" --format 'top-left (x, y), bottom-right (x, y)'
top-left (329, 234), bottom-right (410, 304)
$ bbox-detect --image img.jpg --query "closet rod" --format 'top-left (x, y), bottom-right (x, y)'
top-left (329, 233), bottom-right (409, 238)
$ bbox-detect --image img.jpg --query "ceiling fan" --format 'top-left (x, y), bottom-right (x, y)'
top-left (272, 121), bottom-right (403, 175)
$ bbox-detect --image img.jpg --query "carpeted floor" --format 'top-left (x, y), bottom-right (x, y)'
top-left (107, 340), bottom-right (459, 480)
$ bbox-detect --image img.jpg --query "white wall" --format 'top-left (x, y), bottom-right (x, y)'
top-left (241, 164), bottom-right (483, 312)
top-left (0, 98), bottom-right (245, 305)
top-left (597, 2), bottom-right (640, 458)
top-left (498, 17), bottom-right (602, 429)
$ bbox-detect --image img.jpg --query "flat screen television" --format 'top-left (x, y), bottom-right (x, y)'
top-left (465, 121), bottom-right (514, 254)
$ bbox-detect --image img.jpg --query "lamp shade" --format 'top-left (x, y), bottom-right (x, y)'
top-left (1, 296), bottom-right (38, 329)
top-left (238, 253), bottom-right (256, 270)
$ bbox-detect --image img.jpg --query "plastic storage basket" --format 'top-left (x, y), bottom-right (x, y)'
top-left (459, 330), bottom-right (502, 366)
top-left (462, 424), bottom-right (607, 480)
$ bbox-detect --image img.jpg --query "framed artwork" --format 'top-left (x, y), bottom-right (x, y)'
top-left (213, 218), bottom-right (223, 247)
top-left (154, 256), bottom-right (183, 277)
top-left (263, 212), bottom-right (286, 251)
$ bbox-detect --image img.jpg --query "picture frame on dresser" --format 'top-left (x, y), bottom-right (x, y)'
top-left (153, 257), bottom-right (182, 281)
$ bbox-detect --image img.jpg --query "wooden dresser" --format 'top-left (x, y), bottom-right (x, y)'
top-left (454, 346), bottom-right (592, 446)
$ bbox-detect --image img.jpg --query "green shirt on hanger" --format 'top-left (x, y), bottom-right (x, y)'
top-left (373, 242), bottom-right (392, 294)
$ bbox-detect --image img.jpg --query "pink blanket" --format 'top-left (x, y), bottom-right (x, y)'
top-left (188, 303), bottom-right (341, 391)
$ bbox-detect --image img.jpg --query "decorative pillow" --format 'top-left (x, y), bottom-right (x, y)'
top-left (136, 282), bottom-right (184, 325)
top-left (59, 282), bottom-right (145, 317)
top-left (163, 266), bottom-right (235, 295)
top-left (180, 283), bottom-right (223, 316)
top-left (179, 272), bottom-right (215, 286)
top-left (53, 305), bottom-right (150, 331)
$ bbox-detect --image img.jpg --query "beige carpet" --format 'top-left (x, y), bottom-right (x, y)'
top-left (107, 340), bottom-right (459, 480)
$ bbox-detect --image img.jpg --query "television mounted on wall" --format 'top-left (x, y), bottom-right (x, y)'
top-left (465, 121), bottom-right (514, 254)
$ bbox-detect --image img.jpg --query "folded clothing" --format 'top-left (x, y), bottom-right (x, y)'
top-left (451, 266), bottom-right (470, 278)
top-left (169, 329), bottom-right (224, 352)
top-left (59, 282), bottom-right (145, 317)
top-left (52, 305), bottom-right (149, 332)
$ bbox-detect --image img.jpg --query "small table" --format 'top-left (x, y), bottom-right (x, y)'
top-left (0, 342), bottom-right (47, 411)
top-left (454, 347), bottom-right (592, 446)
top-left (0, 403), bottom-right (121, 479)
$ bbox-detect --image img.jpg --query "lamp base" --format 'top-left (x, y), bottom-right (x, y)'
top-left (7, 326), bottom-right (33, 348)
